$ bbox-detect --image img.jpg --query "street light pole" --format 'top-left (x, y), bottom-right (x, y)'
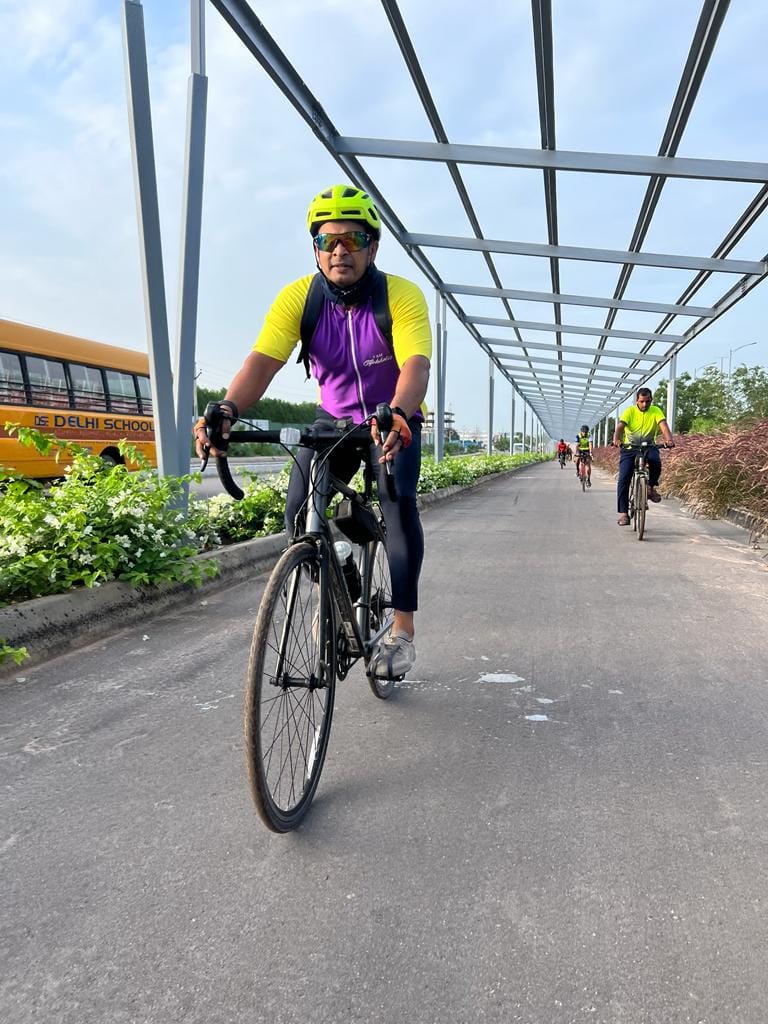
top-left (728, 342), bottom-right (757, 388)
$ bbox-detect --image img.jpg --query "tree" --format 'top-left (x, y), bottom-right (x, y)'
top-left (195, 387), bottom-right (317, 426)
top-left (651, 369), bottom-right (729, 434)
top-left (732, 365), bottom-right (768, 421)
top-left (653, 364), bottom-right (767, 434)
top-left (196, 385), bottom-right (225, 413)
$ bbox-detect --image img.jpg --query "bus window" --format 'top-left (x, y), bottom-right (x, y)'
top-left (26, 356), bottom-right (69, 408)
top-left (0, 350), bottom-right (27, 405)
top-left (137, 375), bottom-right (153, 416)
top-left (69, 363), bottom-right (107, 411)
top-left (106, 369), bottom-right (140, 414)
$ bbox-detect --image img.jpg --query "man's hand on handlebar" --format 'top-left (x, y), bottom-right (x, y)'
top-left (194, 400), bottom-right (239, 463)
top-left (371, 405), bottom-right (412, 464)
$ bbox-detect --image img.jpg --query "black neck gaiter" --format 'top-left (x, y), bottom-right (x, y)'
top-left (318, 263), bottom-right (379, 307)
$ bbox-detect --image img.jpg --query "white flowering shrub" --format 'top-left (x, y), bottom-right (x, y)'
top-left (0, 427), bottom-right (216, 606)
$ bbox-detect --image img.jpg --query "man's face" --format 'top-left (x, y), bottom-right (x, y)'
top-left (636, 394), bottom-right (652, 410)
top-left (314, 220), bottom-right (378, 288)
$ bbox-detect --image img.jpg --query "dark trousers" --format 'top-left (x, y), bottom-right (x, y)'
top-left (284, 410), bottom-right (424, 612)
top-left (617, 447), bottom-right (661, 513)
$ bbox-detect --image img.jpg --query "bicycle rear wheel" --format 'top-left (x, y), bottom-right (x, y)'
top-left (636, 476), bottom-right (647, 540)
top-left (363, 538), bottom-right (396, 699)
top-left (244, 542), bottom-right (335, 832)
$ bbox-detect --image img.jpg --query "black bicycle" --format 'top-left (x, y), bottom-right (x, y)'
top-left (204, 404), bottom-right (398, 831)
top-left (625, 441), bottom-right (666, 540)
top-left (576, 452), bottom-right (591, 491)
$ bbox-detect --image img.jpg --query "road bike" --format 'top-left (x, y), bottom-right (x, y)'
top-left (203, 404), bottom-right (398, 832)
top-left (557, 451), bottom-right (567, 468)
top-left (576, 453), bottom-right (591, 491)
top-left (625, 441), bottom-right (665, 540)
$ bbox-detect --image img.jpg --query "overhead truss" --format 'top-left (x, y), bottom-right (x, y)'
top-left (208, 0), bottom-right (767, 439)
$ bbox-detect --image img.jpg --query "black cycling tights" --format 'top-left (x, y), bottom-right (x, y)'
top-left (283, 410), bottom-right (424, 612)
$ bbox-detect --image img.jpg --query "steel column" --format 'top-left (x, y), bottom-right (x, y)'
top-left (487, 357), bottom-right (494, 455)
top-left (510, 387), bottom-right (516, 454)
top-left (122, 0), bottom-right (178, 476)
top-left (666, 353), bottom-right (678, 433)
top-left (173, 0), bottom-right (208, 481)
top-left (434, 290), bottom-right (444, 462)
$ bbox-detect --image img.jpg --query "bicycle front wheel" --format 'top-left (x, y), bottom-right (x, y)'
top-left (363, 539), bottom-right (396, 700)
top-left (244, 543), bottom-right (336, 832)
top-left (636, 476), bottom-right (647, 540)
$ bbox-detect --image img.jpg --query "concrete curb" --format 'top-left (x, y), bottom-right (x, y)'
top-left (591, 464), bottom-right (768, 544)
top-left (723, 507), bottom-right (768, 542)
top-left (0, 466), bottom-right (527, 678)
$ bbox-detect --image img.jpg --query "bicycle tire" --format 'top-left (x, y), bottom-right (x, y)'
top-left (580, 463), bottom-right (587, 492)
top-left (636, 475), bottom-right (647, 540)
top-left (244, 542), bottom-right (336, 832)
top-left (363, 538), bottom-right (396, 699)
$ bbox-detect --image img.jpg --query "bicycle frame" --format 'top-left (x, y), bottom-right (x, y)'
top-left (300, 449), bottom-right (388, 673)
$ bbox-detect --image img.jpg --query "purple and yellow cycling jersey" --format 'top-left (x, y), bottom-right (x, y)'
top-left (253, 273), bottom-right (432, 424)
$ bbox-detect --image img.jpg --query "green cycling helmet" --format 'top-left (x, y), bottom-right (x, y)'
top-left (307, 184), bottom-right (381, 238)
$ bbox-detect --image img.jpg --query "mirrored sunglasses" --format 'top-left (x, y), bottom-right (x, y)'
top-left (314, 230), bottom-right (372, 253)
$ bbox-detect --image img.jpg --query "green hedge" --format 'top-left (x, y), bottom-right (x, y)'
top-left (0, 429), bottom-right (545, 642)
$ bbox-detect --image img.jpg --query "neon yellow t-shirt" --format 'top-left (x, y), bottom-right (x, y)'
top-left (619, 404), bottom-right (666, 446)
top-left (253, 274), bottom-right (432, 366)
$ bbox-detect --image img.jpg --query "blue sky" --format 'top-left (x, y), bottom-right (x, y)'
top-left (1, 0), bottom-right (766, 435)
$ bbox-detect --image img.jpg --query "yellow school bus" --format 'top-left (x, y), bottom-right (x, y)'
top-left (0, 318), bottom-right (157, 478)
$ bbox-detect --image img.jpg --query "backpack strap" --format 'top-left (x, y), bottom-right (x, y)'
top-left (296, 269), bottom-right (394, 381)
top-left (370, 268), bottom-right (393, 350)
top-left (297, 274), bottom-right (326, 380)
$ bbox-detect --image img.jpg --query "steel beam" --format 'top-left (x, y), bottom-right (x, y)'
top-left (472, 318), bottom-right (682, 346)
top-left (498, 352), bottom-right (647, 374)
top-left (500, 367), bottom-right (624, 386)
top-left (443, 283), bottom-right (714, 318)
top-left (485, 338), bottom-right (660, 362)
top-left (335, 136), bottom-right (768, 184)
top-left (406, 233), bottom-right (764, 275)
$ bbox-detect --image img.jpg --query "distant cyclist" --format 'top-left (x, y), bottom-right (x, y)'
top-left (556, 438), bottom-right (569, 467)
top-left (612, 387), bottom-right (675, 526)
top-left (574, 425), bottom-right (593, 486)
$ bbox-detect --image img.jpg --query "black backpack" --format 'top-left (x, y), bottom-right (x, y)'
top-left (296, 270), bottom-right (394, 380)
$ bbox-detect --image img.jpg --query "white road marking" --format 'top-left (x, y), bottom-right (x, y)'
top-left (478, 673), bottom-right (525, 684)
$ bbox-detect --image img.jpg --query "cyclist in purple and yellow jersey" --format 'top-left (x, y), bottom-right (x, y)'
top-left (612, 387), bottom-right (675, 525)
top-left (194, 185), bottom-right (431, 680)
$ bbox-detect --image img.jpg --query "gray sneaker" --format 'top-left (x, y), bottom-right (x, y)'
top-left (372, 632), bottom-right (416, 679)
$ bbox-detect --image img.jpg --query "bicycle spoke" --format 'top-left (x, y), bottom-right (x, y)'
top-left (244, 543), bottom-right (336, 831)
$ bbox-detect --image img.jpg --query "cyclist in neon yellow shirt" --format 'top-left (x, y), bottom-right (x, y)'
top-left (574, 425), bottom-right (593, 486)
top-left (612, 387), bottom-right (675, 525)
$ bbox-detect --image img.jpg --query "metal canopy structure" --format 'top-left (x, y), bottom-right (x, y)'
top-left (123, 0), bottom-right (768, 473)
top-left (207, 0), bottom-right (768, 444)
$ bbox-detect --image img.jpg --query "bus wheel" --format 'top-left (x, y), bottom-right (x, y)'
top-left (100, 448), bottom-right (123, 467)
